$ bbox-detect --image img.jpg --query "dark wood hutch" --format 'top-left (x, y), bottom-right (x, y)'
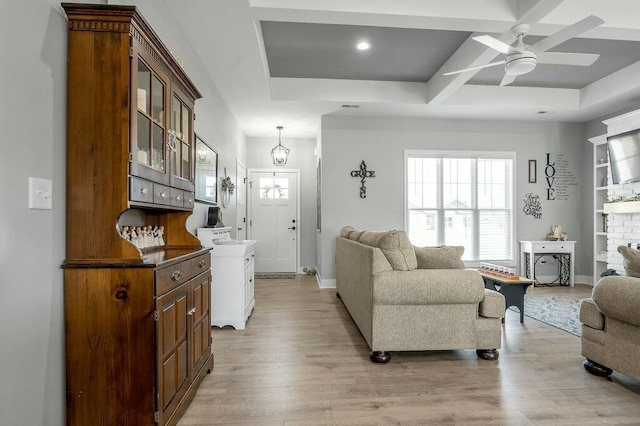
top-left (62, 4), bottom-right (212, 425)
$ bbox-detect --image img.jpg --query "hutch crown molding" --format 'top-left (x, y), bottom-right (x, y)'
top-left (62, 4), bottom-right (212, 425)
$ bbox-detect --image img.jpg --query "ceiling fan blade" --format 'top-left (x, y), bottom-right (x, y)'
top-left (473, 35), bottom-right (524, 55)
top-left (537, 51), bottom-right (600, 66)
top-left (443, 60), bottom-right (505, 76)
top-left (500, 74), bottom-right (516, 87)
top-left (532, 15), bottom-right (604, 53)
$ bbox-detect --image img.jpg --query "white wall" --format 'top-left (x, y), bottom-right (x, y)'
top-left (245, 137), bottom-right (318, 270)
top-left (318, 115), bottom-right (588, 281)
top-left (0, 1), bottom-right (244, 424)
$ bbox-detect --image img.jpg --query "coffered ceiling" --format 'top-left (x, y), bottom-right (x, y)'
top-left (165, 0), bottom-right (640, 138)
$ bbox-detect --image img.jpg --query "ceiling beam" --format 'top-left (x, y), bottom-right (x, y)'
top-left (425, 0), bottom-right (565, 105)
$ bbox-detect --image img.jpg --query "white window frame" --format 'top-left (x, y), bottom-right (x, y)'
top-left (404, 149), bottom-right (517, 267)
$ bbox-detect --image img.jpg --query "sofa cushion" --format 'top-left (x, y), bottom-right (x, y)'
top-left (339, 226), bottom-right (356, 238)
top-left (617, 246), bottom-right (640, 278)
top-left (414, 246), bottom-right (465, 269)
top-left (359, 230), bottom-right (417, 271)
top-left (479, 289), bottom-right (505, 319)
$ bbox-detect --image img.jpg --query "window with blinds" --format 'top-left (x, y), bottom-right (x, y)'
top-left (406, 151), bottom-right (515, 263)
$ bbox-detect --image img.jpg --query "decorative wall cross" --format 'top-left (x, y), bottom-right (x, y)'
top-left (350, 160), bottom-right (375, 198)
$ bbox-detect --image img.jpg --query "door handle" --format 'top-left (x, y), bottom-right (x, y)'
top-left (238, 227), bottom-right (243, 231)
top-left (288, 226), bottom-right (296, 230)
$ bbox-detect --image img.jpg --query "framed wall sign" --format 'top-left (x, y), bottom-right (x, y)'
top-left (194, 134), bottom-right (218, 205)
top-left (528, 160), bottom-right (537, 183)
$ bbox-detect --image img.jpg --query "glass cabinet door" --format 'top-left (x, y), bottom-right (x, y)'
top-left (170, 92), bottom-right (195, 190)
top-left (131, 56), bottom-right (170, 185)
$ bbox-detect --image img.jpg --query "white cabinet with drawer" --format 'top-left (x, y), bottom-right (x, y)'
top-left (197, 228), bottom-right (256, 329)
top-left (209, 240), bottom-right (256, 329)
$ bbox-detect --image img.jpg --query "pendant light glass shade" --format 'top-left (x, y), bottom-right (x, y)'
top-left (271, 126), bottom-right (289, 166)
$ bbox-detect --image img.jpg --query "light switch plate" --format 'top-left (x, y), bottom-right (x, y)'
top-left (29, 177), bottom-right (53, 210)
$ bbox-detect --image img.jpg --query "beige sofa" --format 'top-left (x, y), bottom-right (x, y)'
top-left (335, 227), bottom-right (505, 363)
top-left (580, 276), bottom-right (640, 380)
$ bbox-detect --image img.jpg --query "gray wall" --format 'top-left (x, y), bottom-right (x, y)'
top-left (318, 115), bottom-right (589, 281)
top-left (245, 137), bottom-right (318, 270)
top-left (0, 1), bottom-right (244, 424)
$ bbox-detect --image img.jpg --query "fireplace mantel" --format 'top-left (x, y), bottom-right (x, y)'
top-left (603, 200), bottom-right (640, 214)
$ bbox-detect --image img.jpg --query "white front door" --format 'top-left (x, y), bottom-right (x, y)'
top-left (249, 171), bottom-right (297, 273)
top-left (236, 161), bottom-right (247, 240)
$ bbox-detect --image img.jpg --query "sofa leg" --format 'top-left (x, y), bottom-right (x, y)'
top-left (583, 358), bottom-right (613, 377)
top-left (476, 349), bottom-right (499, 361)
top-left (336, 292), bottom-right (341, 299)
top-left (369, 351), bottom-right (391, 363)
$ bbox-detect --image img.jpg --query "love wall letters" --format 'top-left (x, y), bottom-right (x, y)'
top-left (544, 152), bottom-right (577, 201)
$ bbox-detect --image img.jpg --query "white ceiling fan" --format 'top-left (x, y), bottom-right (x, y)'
top-left (444, 15), bottom-right (605, 86)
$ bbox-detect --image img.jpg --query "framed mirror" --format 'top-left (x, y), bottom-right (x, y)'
top-left (194, 134), bottom-right (218, 205)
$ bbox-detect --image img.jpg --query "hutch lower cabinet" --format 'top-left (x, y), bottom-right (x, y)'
top-left (62, 4), bottom-right (211, 425)
top-left (65, 250), bottom-right (211, 425)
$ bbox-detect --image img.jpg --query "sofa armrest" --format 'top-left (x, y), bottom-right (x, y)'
top-left (479, 289), bottom-right (505, 319)
top-left (580, 298), bottom-right (604, 330)
top-left (372, 269), bottom-right (485, 305)
top-left (593, 276), bottom-right (640, 327)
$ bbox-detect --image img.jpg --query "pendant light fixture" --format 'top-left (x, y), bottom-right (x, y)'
top-left (270, 126), bottom-right (289, 166)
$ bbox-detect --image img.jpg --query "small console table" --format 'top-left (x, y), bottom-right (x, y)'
top-left (519, 240), bottom-right (576, 287)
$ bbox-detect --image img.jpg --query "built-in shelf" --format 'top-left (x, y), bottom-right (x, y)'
top-left (591, 134), bottom-right (609, 284)
top-left (603, 200), bottom-right (640, 214)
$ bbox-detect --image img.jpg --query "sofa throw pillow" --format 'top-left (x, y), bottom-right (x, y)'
top-left (348, 230), bottom-right (365, 241)
top-left (339, 226), bottom-right (356, 238)
top-left (359, 230), bottom-right (417, 271)
top-left (617, 246), bottom-right (640, 278)
top-left (414, 246), bottom-right (465, 269)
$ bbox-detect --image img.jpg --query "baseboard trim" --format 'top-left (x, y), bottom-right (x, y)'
top-left (315, 272), bottom-right (336, 289)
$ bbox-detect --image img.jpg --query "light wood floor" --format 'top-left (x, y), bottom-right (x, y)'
top-left (179, 277), bottom-right (640, 425)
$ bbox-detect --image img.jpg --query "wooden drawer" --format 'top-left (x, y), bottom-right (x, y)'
top-left (170, 187), bottom-right (184, 207)
top-left (183, 191), bottom-right (195, 209)
top-left (130, 177), bottom-right (154, 203)
top-left (156, 253), bottom-right (210, 296)
top-left (154, 183), bottom-right (171, 205)
top-left (190, 252), bottom-right (211, 276)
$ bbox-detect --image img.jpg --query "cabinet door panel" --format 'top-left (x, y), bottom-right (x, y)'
top-left (191, 274), bottom-right (211, 373)
top-left (157, 284), bottom-right (190, 420)
top-left (130, 50), bottom-right (170, 186)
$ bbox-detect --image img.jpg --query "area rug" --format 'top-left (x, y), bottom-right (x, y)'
top-left (510, 296), bottom-right (582, 336)
top-left (254, 272), bottom-right (296, 279)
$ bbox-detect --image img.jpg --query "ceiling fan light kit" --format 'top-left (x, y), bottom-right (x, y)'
top-left (446, 15), bottom-right (604, 86)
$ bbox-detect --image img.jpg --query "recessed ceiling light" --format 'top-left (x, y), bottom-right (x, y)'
top-left (356, 41), bottom-right (371, 51)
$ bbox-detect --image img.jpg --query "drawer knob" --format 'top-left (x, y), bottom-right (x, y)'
top-left (246, 257), bottom-right (249, 261)
top-left (188, 197), bottom-right (193, 203)
top-left (198, 260), bottom-right (206, 268)
top-left (171, 270), bottom-right (182, 281)
top-left (176, 195), bottom-right (181, 201)
top-left (141, 187), bottom-right (148, 195)
top-left (160, 191), bottom-right (167, 198)
top-left (187, 307), bottom-right (196, 316)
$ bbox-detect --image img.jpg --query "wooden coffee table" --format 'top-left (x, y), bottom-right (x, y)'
top-left (478, 270), bottom-right (536, 323)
